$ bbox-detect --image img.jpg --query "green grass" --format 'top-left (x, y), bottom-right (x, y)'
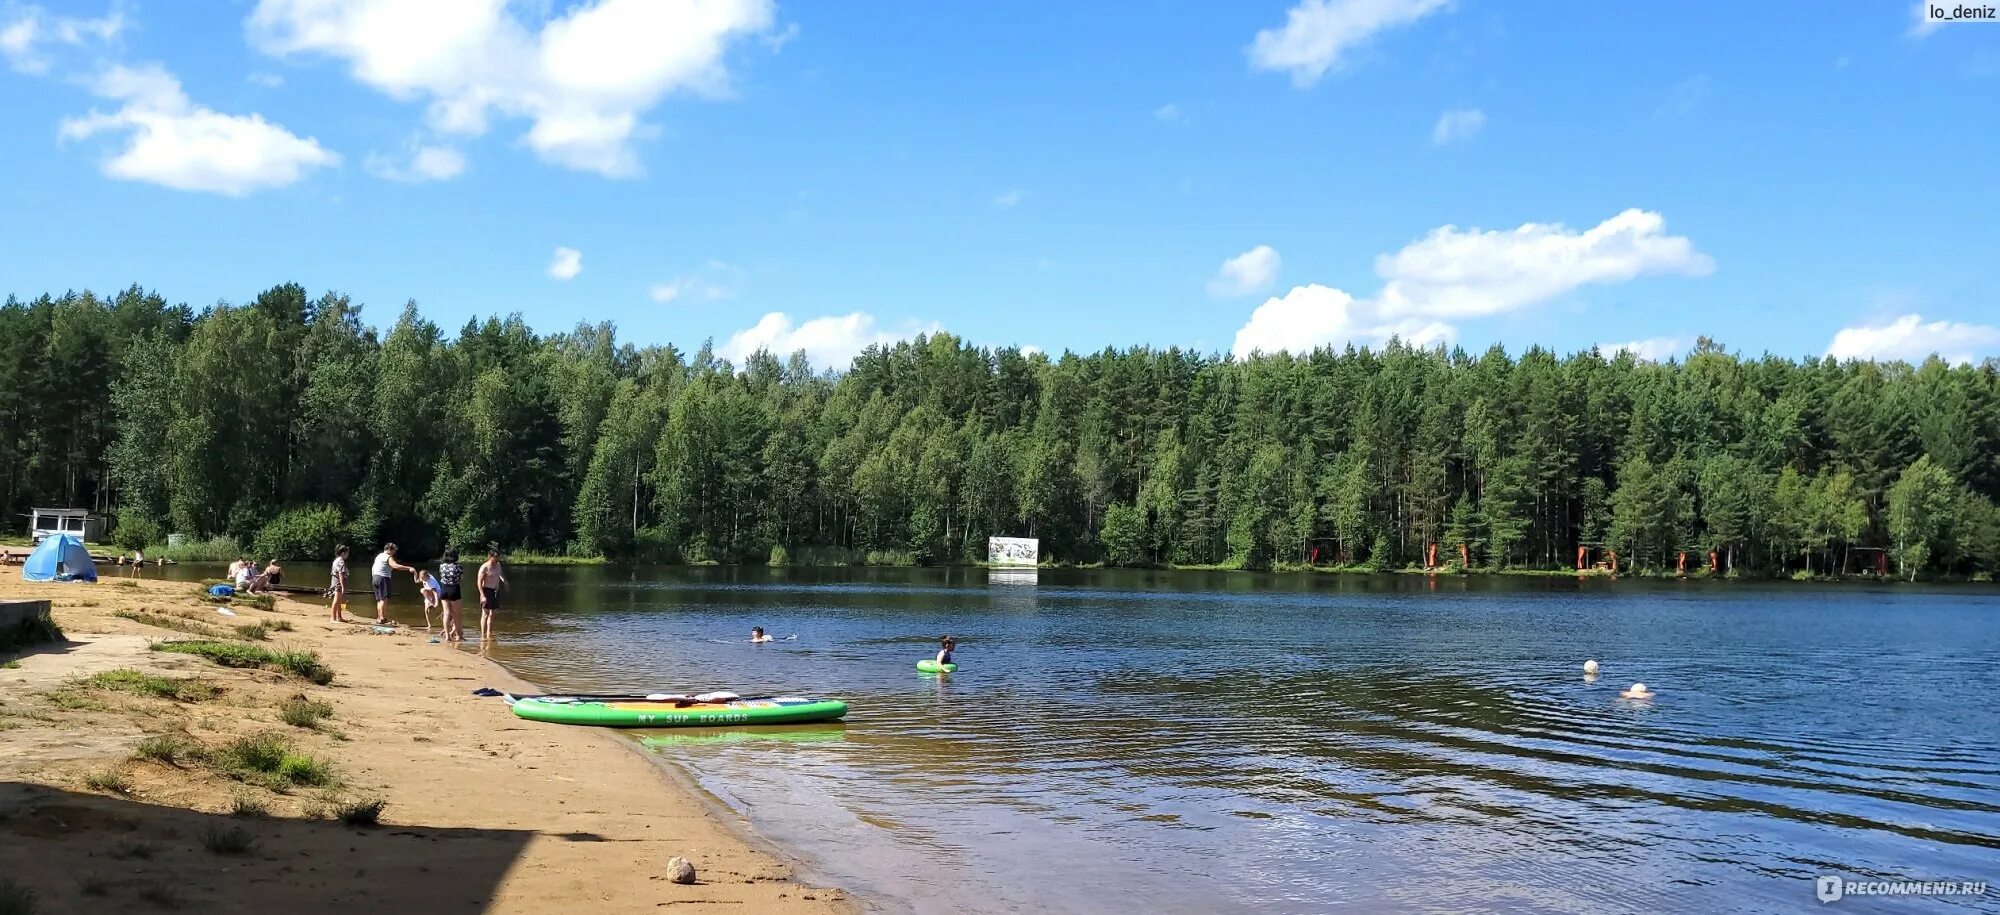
top-left (321, 796), bottom-right (386, 827)
top-left (149, 640), bottom-right (334, 685)
top-left (232, 622), bottom-right (269, 641)
top-left (229, 793), bottom-right (269, 818)
top-left (1, 660), bottom-right (18, 670)
top-left (500, 551), bottom-right (606, 565)
top-left (81, 769), bottom-right (131, 795)
top-left (0, 615), bottom-right (63, 653)
top-left (269, 619), bottom-right (294, 632)
top-left (210, 732), bottom-right (336, 789)
top-left (114, 609), bottom-right (230, 640)
top-left (199, 823), bottom-right (255, 855)
top-left (278, 695), bottom-right (333, 728)
top-left (72, 669), bottom-right (219, 703)
top-left (144, 535), bottom-right (239, 563)
top-left (135, 882), bottom-right (181, 909)
top-left (132, 733), bottom-right (201, 766)
top-left (0, 878), bottom-right (37, 915)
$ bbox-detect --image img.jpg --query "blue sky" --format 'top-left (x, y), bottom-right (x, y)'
top-left (2, 1), bottom-right (1996, 367)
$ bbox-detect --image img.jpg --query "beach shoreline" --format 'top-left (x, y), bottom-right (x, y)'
top-left (0, 576), bottom-right (855, 914)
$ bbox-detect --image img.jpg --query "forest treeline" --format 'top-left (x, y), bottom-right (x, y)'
top-left (3, 284), bottom-right (1998, 579)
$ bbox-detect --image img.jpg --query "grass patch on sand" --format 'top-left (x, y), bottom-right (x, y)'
top-left (210, 732), bottom-right (337, 790)
top-left (318, 796), bottom-right (386, 827)
top-left (199, 823), bottom-right (255, 855)
top-left (229, 793), bottom-right (269, 818)
top-left (232, 622), bottom-right (269, 641)
top-left (0, 878), bottom-right (38, 915)
top-left (74, 873), bottom-right (109, 897)
top-left (278, 694), bottom-right (334, 729)
top-left (115, 609), bottom-right (230, 640)
top-left (269, 619), bottom-right (294, 632)
top-left (135, 881), bottom-right (181, 909)
top-left (0, 615), bottom-right (63, 653)
top-left (132, 733), bottom-right (202, 766)
top-left (81, 769), bottom-right (132, 795)
top-left (149, 640), bottom-right (334, 685)
top-left (73, 669), bottom-right (219, 703)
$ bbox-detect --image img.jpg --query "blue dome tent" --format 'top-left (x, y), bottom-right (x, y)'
top-left (21, 533), bottom-right (96, 583)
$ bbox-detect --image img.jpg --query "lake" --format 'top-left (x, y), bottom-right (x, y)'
top-left (159, 563), bottom-right (2000, 913)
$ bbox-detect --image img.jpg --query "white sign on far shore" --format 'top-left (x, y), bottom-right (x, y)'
top-left (988, 537), bottom-right (1039, 567)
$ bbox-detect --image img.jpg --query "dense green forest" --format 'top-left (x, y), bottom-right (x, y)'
top-left (3, 284), bottom-right (1998, 578)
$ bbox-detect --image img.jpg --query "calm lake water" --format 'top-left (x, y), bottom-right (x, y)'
top-left (164, 564), bottom-right (2000, 913)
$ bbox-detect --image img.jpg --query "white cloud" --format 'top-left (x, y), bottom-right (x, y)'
top-left (1249, 0), bottom-right (1450, 87)
top-left (1233, 209), bottom-right (1711, 357)
top-left (649, 259), bottom-right (741, 302)
top-left (1372, 208), bottom-right (1713, 319)
top-left (365, 142), bottom-right (466, 182)
top-left (1, 5), bottom-right (122, 74)
top-left (1153, 102), bottom-right (1183, 122)
top-left (720, 312), bottom-right (939, 370)
top-left (1430, 107), bottom-right (1485, 145)
top-left (547, 246), bottom-right (582, 280)
top-left (1653, 75), bottom-right (1709, 119)
top-left (1910, 1), bottom-right (1942, 37)
top-left (57, 63), bottom-right (339, 196)
top-left (1208, 245), bottom-right (1282, 297)
top-left (1599, 337), bottom-right (1685, 362)
top-left (248, 71), bottom-right (285, 88)
top-left (247, 0), bottom-right (777, 178)
top-left (1826, 314), bottom-right (2000, 365)
top-left (993, 189), bottom-right (1023, 209)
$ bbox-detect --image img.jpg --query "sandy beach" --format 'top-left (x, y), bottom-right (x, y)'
top-left (0, 576), bottom-right (852, 914)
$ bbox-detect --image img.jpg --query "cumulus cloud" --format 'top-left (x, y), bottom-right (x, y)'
top-left (721, 312), bottom-right (939, 370)
top-left (364, 142), bottom-right (466, 182)
top-left (1249, 0), bottom-right (1450, 87)
top-left (1826, 314), bottom-right (2000, 365)
top-left (1599, 337), bottom-right (1686, 362)
top-left (1208, 245), bottom-right (1282, 297)
top-left (547, 246), bottom-right (582, 280)
top-left (246, 0), bottom-right (777, 178)
top-left (1233, 209), bottom-right (1711, 357)
top-left (57, 63), bottom-right (339, 195)
top-left (1, 4), bottom-right (122, 74)
top-left (1430, 107), bottom-right (1485, 145)
top-left (649, 259), bottom-right (742, 302)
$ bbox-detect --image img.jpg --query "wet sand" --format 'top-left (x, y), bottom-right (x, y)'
top-left (0, 576), bottom-right (852, 914)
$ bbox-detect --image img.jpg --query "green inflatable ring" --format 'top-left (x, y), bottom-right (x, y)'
top-left (916, 659), bottom-right (957, 673)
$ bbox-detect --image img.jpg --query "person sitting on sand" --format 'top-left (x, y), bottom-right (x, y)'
top-left (751, 626), bottom-right (772, 644)
top-left (262, 558), bottom-right (283, 587)
top-left (233, 557), bottom-right (255, 591)
top-left (1620, 682), bottom-right (1655, 700)
top-left (936, 635), bottom-right (956, 667)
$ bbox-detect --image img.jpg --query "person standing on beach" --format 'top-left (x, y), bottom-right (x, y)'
top-left (371, 543), bottom-right (416, 625)
top-left (476, 549), bottom-right (506, 642)
top-left (437, 549), bottom-right (465, 643)
top-left (328, 545), bottom-right (351, 623)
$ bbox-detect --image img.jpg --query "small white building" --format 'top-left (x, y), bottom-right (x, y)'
top-left (29, 508), bottom-right (103, 544)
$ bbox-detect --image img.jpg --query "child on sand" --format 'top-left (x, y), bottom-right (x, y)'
top-left (328, 545), bottom-right (351, 623)
top-left (417, 567), bottom-right (442, 632)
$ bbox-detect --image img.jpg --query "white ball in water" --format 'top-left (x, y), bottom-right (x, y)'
top-left (1583, 659), bottom-right (1599, 675)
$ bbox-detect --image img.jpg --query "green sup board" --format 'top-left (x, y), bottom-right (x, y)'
top-left (507, 693), bottom-right (848, 728)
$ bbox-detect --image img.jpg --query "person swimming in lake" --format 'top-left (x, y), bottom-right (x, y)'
top-left (751, 627), bottom-right (772, 644)
top-left (935, 635), bottom-right (956, 666)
